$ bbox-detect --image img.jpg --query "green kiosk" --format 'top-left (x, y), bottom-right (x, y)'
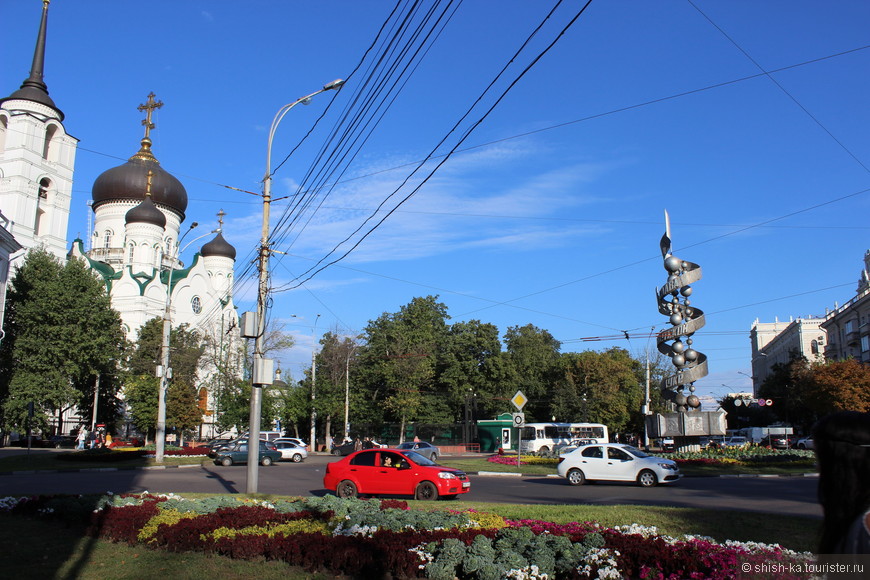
top-left (476, 413), bottom-right (517, 453)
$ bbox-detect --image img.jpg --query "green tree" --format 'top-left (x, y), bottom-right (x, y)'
top-left (275, 380), bottom-right (310, 439)
top-left (313, 331), bottom-right (359, 441)
top-left (555, 347), bottom-right (643, 434)
top-left (357, 296), bottom-right (449, 439)
top-left (0, 249), bottom-right (126, 434)
top-left (438, 320), bottom-right (504, 420)
top-left (757, 355), bottom-right (811, 428)
top-left (124, 317), bottom-right (204, 440)
top-left (213, 379), bottom-right (280, 433)
top-left (502, 324), bottom-right (561, 422)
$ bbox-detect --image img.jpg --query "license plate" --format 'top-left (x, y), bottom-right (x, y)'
top-left (462, 481), bottom-right (470, 488)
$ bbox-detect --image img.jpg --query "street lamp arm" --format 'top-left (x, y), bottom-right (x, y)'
top-left (264, 79), bottom-right (345, 180)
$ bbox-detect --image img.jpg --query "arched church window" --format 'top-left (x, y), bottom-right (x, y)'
top-left (191, 296), bottom-right (202, 315)
top-left (0, 114), bottom-right (7, 152)
top-left (104, 230), bottom-right (113, 249)
top-left (38, 177), bottom-right (50, 199)
top-left (128, 243), bottom-right (135, 263)
top-left (811, 340), bottom-right (819, 355)
top-left (43, 125), bottom-right (58, 160)
top-left (154, 245), bottom-right (162, 269)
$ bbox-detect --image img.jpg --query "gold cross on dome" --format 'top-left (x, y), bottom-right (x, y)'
top-left (137, 92), bottom-right (164, 140)
top-left (145, 170), bottom-right (154, 198)
top-left (217, 209), bottom-right (226, 228)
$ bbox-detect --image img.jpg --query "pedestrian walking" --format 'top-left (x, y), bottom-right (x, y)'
top-left (76, 427), bottom-right (87, 450)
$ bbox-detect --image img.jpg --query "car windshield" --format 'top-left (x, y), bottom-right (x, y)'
top-left (623, 446), bottom-right (650, 458)
top-left (402, 450), bottom-right (435, 466)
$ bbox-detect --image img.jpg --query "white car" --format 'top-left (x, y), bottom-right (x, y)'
top-left (557, 443), bottom-right (681, 487)
top-left (274, 437), bottom-right (308, 450)
top-left (273, 441), bottom-right (308, 462)
top-left (795, 437), bottom-right (813, 450)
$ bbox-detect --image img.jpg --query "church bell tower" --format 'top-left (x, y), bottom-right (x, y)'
top-left (0, 0), bottom-right (77, 260)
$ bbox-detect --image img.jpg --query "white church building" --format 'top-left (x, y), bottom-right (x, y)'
top-left (1, 2), bottom-right (240, 439)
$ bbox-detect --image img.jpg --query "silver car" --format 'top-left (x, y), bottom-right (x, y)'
top-left (396, 441), bottom-right (439, 461)
top-left (556, 443), bottom-right (680, 487)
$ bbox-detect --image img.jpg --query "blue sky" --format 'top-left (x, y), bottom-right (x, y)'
top-left (3, 1), bottom-right (869, 408)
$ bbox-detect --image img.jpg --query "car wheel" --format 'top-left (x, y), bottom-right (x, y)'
top-left (566, 468), bottom-right (585, 486)
top-left (261, 456), bottom-right (273, 466)
top-left (539, 446), bottom-right (550, 455)
top-left (292, 453), bottom-right (303, 463)
top-left (332, 448), bottom-right (342, 456)
top-left (220, 457), bottom-right (233, 467)
top-left (637, 469), bottom-right (658, 487)
top-left (337, 480), bottom-right (358, 499)
top-left (415, 481), bottom-right (439, 501)
top-left (798, 443), bottom-right (806, 450)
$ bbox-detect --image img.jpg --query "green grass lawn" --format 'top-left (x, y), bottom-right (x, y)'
top-left (438, 455), bottom-right (817, 477)
top-left (0, 450), bottom-right (207, 473)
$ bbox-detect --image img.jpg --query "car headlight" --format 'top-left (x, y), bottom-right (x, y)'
top-left (658, 462), bottom-right (677, 471)
top-left (437, 472), bottom-right (457, 480)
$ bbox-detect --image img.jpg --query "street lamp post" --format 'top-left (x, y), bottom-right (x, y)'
top-left (309, 314), bottom-right (321, 453)
top-left (247, 80), bottom-right (344, 492)
top-left (343, 341), bottom-right (357, 441)
top-left (156, 222), bottom-right (219, 462)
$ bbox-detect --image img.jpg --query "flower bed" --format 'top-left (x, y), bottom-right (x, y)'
top-left (487, 454), bottom-right (558, 467)
top-left (0, 493), bottom-right (813, 579)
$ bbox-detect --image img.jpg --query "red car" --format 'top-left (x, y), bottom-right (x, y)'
top-left (323, 448), bottom-right (470, 500)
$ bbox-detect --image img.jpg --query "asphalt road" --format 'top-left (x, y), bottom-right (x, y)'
top-left (0, 451), bottom-right (822, 518)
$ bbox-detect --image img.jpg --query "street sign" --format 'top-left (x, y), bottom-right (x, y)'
top-left (758, 399), bottom-right (767, 406)
top-left (511, 390), bottom-right (528, 411)
top-left (512, 412), bottom-right (525, 427)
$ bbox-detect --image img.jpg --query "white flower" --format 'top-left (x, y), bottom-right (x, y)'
top-left (505, 565), bottom-right (550, 579)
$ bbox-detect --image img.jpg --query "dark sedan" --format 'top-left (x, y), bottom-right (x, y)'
top-left (213, 440), bottom-right (281, 466)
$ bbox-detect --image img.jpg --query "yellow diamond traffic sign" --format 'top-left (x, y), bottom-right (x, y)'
top-left (511, 390), bottom-right (527, 411)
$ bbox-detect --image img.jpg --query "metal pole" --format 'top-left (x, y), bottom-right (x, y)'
top-left (91, 374), bottom-right (100, 431)
top-left (344, 353), bottom-right (350, 441)
top-left (157, 223), bottom-right (206, 462)
top-left (309, 314), bottom-right (320, 452)
top-left (247, 81), bottom-right (342, 491)
top-left (643, 359), bottom-right (651, 448)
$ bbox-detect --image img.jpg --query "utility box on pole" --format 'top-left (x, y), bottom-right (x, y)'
top-left (240, 312), bottom-right (258, 338)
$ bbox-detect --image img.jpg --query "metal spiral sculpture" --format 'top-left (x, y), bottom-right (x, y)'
top-left (656, 211), bottom-right (707, 412)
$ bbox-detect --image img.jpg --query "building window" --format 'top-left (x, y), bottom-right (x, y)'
top-left (191, 296), bottom-right (202, 314)
top-left (103, 230), bottom-right (113, 249)
top-left (128, 244), bottom-right (135, 263)
top-left (846, 320), bottom-right (855, 334)
top-left (42, 125), bottom-right (58, 160)
top-left (38, 177), bottom-right (50, 199)
top-left (811, 340), bottom-right (819, 355)
top-left (862, 335), bottom-right (870, 353)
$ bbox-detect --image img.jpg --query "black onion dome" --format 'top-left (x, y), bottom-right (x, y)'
top-left (201, 232), bottom-right (236, 260)
top-left (91, 139), bottom-right (187, 217)
top-left (125, 195), bottom-right (166, 227)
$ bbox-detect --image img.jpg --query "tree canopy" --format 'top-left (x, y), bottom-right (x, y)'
top-left (0, 249), bottom-right (126, 434)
